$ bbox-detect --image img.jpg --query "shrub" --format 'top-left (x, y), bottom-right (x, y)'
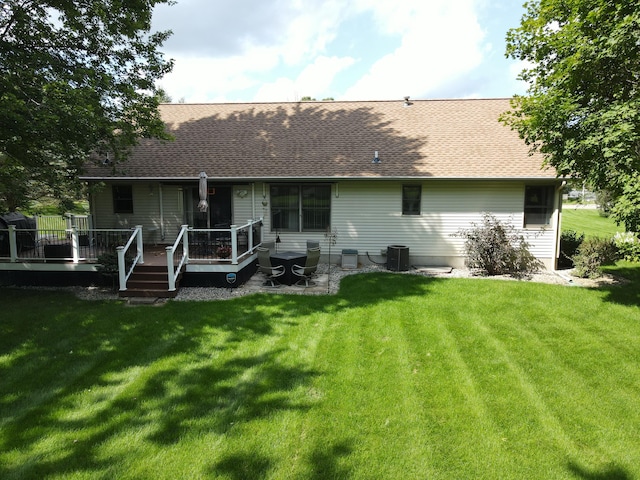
top-left (455, 214), bottom-right (543, 278)
top-left (558, 230), bottom-right (584, 269)
top-left (613, 231), bottom-right (640, 263)
top-left (96, 251), bottom-right (134, 290)
top-left (572, 236), bottom-right (619, 278)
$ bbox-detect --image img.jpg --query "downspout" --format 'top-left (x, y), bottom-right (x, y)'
top-left (159, 183), bottom-right (165, 241)
top-left (251, 182), bottom-right (256, 220)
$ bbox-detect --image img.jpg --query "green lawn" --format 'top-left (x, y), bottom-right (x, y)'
top-left (561, 207), bottom-right (623, 238)
top-left (1, 273), bottom-right (640, 479)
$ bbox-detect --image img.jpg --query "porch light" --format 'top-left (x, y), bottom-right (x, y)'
top-left (372, 150), bottom-right (380, 164)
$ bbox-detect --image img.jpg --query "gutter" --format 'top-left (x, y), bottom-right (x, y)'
top-left (79, 175), bottom-right (566, 182)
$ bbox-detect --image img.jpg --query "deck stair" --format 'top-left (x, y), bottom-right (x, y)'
top-left (119, 264), bottom-right (182, 298)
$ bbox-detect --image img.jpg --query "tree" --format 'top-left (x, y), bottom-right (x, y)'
top-left (156, 88), bottom-right (173, 103)
top-left (501, 1), bottom-right (640, 230)
top-left (0, 0), bottom-right (174, 211)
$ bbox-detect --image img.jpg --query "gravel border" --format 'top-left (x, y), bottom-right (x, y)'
top-left (7, 263), bottom-right (619, 303)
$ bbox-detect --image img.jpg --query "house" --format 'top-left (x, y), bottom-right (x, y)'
top-left (79, 97), bottom-right (563, 283)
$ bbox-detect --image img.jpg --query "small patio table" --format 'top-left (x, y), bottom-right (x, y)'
top-left (270, 251), bottom-right (307, 285)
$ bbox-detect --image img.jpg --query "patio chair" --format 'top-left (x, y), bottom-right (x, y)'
top-left (292, 247), bottom-right (321, 287)
top-left (306, 240), bottom-right (320, 250)
top-left (261, 240), bottom-right (276, 255)
top-left (257, 247), bottom-right (285, 287)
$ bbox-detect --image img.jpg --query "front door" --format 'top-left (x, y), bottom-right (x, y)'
top-left (209, 185), bottom-right (232, 227)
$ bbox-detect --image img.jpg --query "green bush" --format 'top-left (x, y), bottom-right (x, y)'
top-left (96, 251), bottom-right (134, 290)
top-left (572, 236), bottom-right (619, 278)
top-left (613, 232), bottom-right (640, 263)
top-left (455, 214), bottom-right (543, 278)
top-left (558, 230), bottom-right (584, 269)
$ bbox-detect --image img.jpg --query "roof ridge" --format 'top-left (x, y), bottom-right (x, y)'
top-left (158, 97), bottom-right (514, 107)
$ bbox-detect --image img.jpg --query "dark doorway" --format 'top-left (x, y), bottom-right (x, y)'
top-left (209, 186), bottom-right (232, 227)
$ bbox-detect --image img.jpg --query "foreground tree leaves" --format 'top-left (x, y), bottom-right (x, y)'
top-left (502, 0), bottom-right (640, 230)
top-left (0, 0), bottom-right (174, 211)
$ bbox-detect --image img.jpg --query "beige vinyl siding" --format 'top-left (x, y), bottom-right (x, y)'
top-left (90, 179), bottom-right (558, 266)
top-left (232, 184), bottom-right (258, 227)
top-left (91, 183), bottom-right (184, 242)
top-left (250, 180), bottom-right (558, 265)
top-left (331, 181), bottom-right (510, 259)
top-left (336, 181), bottom-right (555, 262)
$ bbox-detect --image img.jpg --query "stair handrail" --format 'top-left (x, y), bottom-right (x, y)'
top-left (117, 225), bottom-right (144, 291)
top-left (166, 224), bottom-right (189, 291)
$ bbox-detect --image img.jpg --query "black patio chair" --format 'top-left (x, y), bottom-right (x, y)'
top-left (257, 247), bottom-right (285, 287)
top-left (292, 247), bottom-right (321, 287)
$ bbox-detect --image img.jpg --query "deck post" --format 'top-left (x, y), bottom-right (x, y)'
top-left (135, 225), bottom-right (144, 264)
top-left (166, 245), bottom-right (175, 291)
top-left (71, 227), bottom-right (79, 263)
top-left (182, 225), bottom-right (189, 260)
top-left (8, 225), bottom-right (17, 262)
top-left (230, 224), bottom-right (238, 264)
top-left (117, 246), bottom-right (127, 291)
top-left (247, 219), bottom-right (254, 253)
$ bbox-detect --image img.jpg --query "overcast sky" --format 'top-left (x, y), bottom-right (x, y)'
top-left (151, 0), bottom-right (530, 103)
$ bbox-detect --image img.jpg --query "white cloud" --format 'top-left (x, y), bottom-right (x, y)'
top-left (153, 0), bottom-right (518, 102)
top-left (342, 0), bottom-right (485, 100)
top-left (158, 47), bottom-right (280, 102)
top-left (254, 55), bottom-right (355, 101)
top-left (155, 0), bottom-right (352, 102)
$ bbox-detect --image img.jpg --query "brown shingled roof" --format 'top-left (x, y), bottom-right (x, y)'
top-left (81, 98), bottom-right (555, 180)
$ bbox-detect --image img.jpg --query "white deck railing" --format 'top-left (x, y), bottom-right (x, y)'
top-left (2, 218), bottom-right (265, 293)
top-left (117, 226), bottom-right (144, 292)
top-left (166, 224), bottom-right (189, 292)
top-left (165, 218), bottom-right (264, 291)
top-left (0, 225), bottom-right (133, 262)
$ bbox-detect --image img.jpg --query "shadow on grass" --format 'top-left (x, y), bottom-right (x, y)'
top-left (212, 452), bottom-right (273, 480)
top-left (0, 274), bottom-right (434, 478)
top-left (209, 439), bottom-right (354, 479)
top-left (599, 263), bottom-right (640, 307)
top-left (145, 349), bottom-right (319, 445)
top-left (567, 461), bottom-right (631, 480)
top-left (307, 440), bottom-right (354, 480)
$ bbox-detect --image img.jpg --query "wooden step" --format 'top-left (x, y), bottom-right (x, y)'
top-left (119, 264), bottom-right (182, 299)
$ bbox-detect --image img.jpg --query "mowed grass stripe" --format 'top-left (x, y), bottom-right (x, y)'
top-left (448, 280), bottom-right (640, 471)
top-left (2, 271), bottom-right (640, 479)
top-left (400, 299), bottom-right (516, 477)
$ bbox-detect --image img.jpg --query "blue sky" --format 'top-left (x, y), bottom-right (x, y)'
top-left (152, 0), bottom-right (530, 103)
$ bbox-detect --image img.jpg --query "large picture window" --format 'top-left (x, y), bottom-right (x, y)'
top-left (112, 185), bottom-right (133, 214)
top-left (402, 185), bottom-right (421, 215)
top-left (524, 185), bottom-right (554, 226)
top-left (271, 184), bottom-right (331, 232)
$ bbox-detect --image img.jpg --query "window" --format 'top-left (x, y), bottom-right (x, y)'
top-left (112, 185), bottom-right (133, 213)
top-left (524, 185), bottom-right (554, 226)
top-left (271, 184), bottom-right (331, 232)
top-left (402, 185), bottom-right (421, 215)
